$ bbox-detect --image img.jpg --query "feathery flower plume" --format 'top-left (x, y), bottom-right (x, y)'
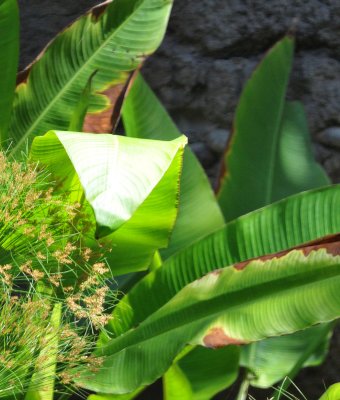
top-left (0, 153), bottom-right (116, 398)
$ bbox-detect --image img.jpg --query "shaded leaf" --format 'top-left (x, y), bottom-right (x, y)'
top-left (164, 346), bottom-right (239, 400)
top-left (217, 35), bottom-right (329, 390)
top-left (217, 36), bottom-right (295, 221)
top-left (241, 323), bottom-right (331, 388)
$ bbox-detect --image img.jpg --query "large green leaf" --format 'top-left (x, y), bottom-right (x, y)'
top-left (106, 185), bottom-right (340, 338)
top-left (77, 243), bottom-right (340, 393)
top-left (217, 36), bottom-right (295, 221)
top-left (240, 101), bottom-right (329, 391)
top-left (31, 131), bottom-right (186, 274)
top-left (122, 74), bottom-right (227, 397)
top-left (217, 35), bottom-right (329, 392)
top-left (9, 0), bottom-right (173, 155)
top-left (0, 0), bottom-right (19, 144)
top-left (164, 346), bottom-right (239, 400)
top-left (122, 74), bottom-right (225, 257)
top-left (239, 100), bottom-right (331, 391)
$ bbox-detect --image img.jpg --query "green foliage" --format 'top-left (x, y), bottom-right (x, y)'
top-left (122, 74), bottom-right (225, 257)
top-left (0, 0), bottom-right (19, 144)
top-left (8, 0), bottom-right (173, 154)
top-left (0, 1), bottom-right (339, 399)
top-left (217, 36), bottom-right (329, 221)
top-left (79, 246), bottom-right (340, 394)
top-left (163, 346), bottom-right (239, 400)
top-left (31, 130), bottom-right (187, 274)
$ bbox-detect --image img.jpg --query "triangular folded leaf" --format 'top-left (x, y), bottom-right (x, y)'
top-left (31, 131), bottom-right (186, 236)
top-left (31, 131), bottom-right (186, 274)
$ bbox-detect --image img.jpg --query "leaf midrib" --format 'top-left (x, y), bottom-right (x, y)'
top-left (10, 0), bottom-right (149, 155)
top-left (101, 258), bottom-right (340, 357)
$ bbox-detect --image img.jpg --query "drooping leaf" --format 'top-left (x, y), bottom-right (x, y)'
top-left (9, 0), bottom-right (173, 155)
top-left (217, 36), bottom-right (295, 221)
top-left (77, 243), bottom-right (340, 393)
top-left (164, 346), bottom-right (239, 400)
top-left (122, 74), bottom-right (225, 258)
top-left (106, 185), bottom-right (340, 338)
top-left (30, 131), bottom-right (186, 274)
top-left (0, 0), bottom-right (19, 144)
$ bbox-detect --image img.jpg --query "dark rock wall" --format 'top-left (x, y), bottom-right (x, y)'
top-left (18, 0), bottom-right (99, 67)
top-left (143, 0), bottom-right (340, 183)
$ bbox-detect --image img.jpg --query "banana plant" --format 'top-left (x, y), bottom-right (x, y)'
top-left (1, 0), bottom-right (340, 399)
top-left (6, 0), bottom-right (173, 155)
top-left (114, 36), bottom-right (339, 399)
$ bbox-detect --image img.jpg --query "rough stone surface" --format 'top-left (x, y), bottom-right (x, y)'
top-left (142, 0), bottom-right (340, 184)
top-left (318, 127), bottom-right (340, 150)
top-left (18, 0), bottom-right (99, 68)
top-left (208, 129), bottom-right (230, 154)
top-left (18, 1), bottom-right (340, 396)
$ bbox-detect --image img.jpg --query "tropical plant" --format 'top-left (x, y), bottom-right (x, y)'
top-left (0, 1), bottom-right (340, 400)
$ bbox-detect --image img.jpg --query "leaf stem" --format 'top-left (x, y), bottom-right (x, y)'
top-left (236, 375), bottom-right (251, 400)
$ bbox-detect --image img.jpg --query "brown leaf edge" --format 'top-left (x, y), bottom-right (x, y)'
top-left (83, 69), bottom-right (139, 134)
top-left (201, 233), bottom-right (340, 348)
